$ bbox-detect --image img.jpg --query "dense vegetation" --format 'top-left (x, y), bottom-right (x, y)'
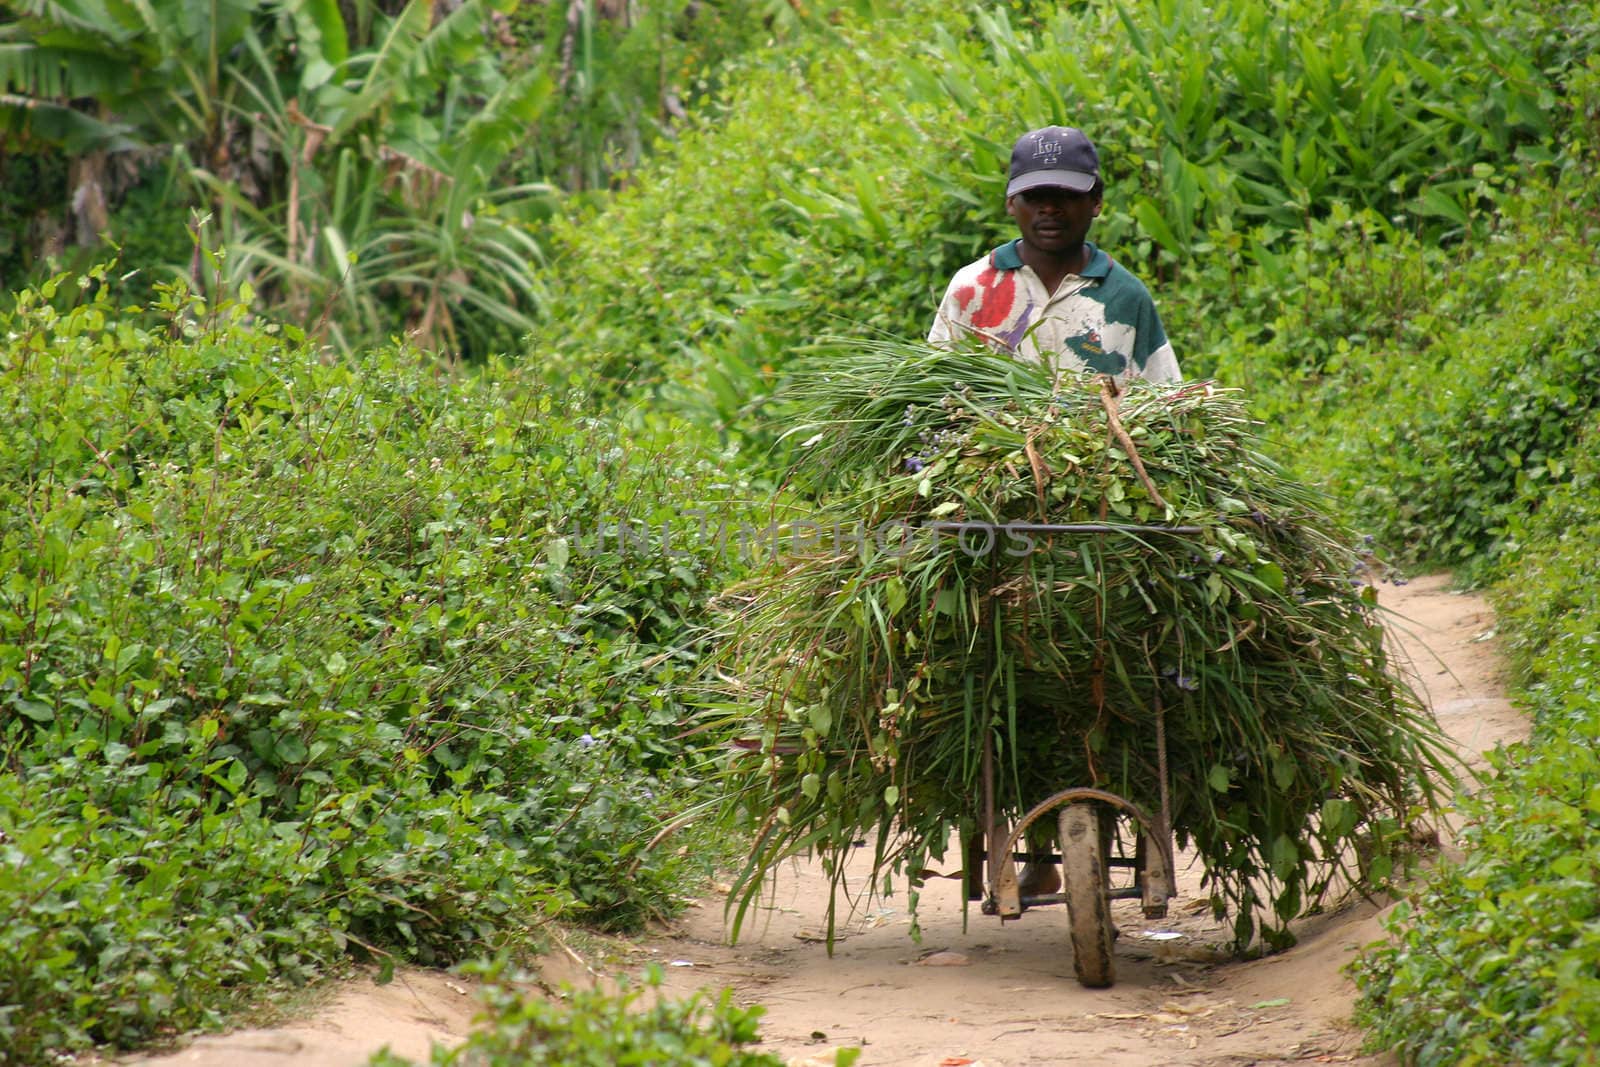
top-left (0, 266), bottom-right (755, 1057)
top-left (527, 0), bottom-right (1589, 421)
top-left (0, 0), bottom-right (862, 355)
top-left (4, 0), bottom-right (1599, 1063)
top-left (1339, 233), bottom-right (1600, 1062)
top-left (524, 0), bottom-right (1600, 1060)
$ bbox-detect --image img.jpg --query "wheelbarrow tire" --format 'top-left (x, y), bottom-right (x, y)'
top-left (1059, 802), bottom-right (1115, 988)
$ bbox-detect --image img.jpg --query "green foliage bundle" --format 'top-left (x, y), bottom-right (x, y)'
top-left (709, 343), bottom-right (1451, 950)
top-left (369, 961), bottom-right (807, 1067)
top-left (0, 263), bottom-right (749, 1062)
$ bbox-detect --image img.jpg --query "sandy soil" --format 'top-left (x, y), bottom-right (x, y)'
top-left (115, 969), bottom-right (479, 1067)
top-left (118, 574), bottom-right (1523, 1067)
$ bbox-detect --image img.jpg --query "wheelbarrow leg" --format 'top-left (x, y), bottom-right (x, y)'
top-left (983, 728), bottom-right (1022, 917)
top-left (1140, 819), bottom-right (1176, 919)
top-left (964, 829), bottom-right (984, 901)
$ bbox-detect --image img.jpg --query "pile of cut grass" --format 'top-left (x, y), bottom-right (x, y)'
top-left (709, 342), bottom-right (1452, 949)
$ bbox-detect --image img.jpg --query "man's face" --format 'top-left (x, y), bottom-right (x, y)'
top-left (1005, 186), bottom-right (1102, 254)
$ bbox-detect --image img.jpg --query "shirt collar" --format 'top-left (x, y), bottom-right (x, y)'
top-left (990, 238), bottom-right (1110, 278)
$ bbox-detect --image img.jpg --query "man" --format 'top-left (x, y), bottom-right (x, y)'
top-left (934, 127), bottom-right (1179, 901)
top-left (928, 125), bottom-right (1180, 385)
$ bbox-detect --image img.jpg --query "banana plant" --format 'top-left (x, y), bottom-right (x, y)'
top-left (4, 0), bottom-right (557, 356)
top-left (1, 0), bottom-right (265, 244)
top-left (192, 0), bottom-right (557, 356)
top-left (1, 0), bottom-right (261, 151)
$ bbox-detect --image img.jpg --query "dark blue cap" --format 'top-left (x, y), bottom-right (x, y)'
top-left (1007, 126), bottom-right (1100, 196)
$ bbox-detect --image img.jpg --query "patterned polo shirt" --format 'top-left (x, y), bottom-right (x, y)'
top-left (927, 239), bottom-right (1180, 384)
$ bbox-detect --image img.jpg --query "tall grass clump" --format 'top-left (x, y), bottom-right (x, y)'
top-left (0, 262), bottom-right (751, 1062)
top-left (705, 342), bottom-right (1452, 951)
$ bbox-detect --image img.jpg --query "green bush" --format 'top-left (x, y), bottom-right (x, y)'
top-left (0, 264), bottom-right (752, 1061)
top-left (1493, 416), bottom-right (1600, 683)
top-left (368, 962), bottom-right (808, 1067)
top-left (525, 0), bottom-right (961, 428)
top-left (1352, 724), bottom-right (1600, 1065)
top-left (1218, 205), bottom-right (1600, 577)
top-left (1349, 337), bottom-right (1600, 1064)
top-left (1344, 256), bottom-right (1600, 573)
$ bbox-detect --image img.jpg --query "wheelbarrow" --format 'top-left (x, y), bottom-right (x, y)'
top-left (929, 520), bottom-right (1192, 989)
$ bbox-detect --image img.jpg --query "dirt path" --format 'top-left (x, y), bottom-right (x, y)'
top-left (119, 575), bottom-right (1521, 1067)
top-left (113, 969), bottom-right (479, 1067)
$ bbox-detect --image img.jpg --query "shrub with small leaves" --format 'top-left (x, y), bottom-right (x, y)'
top-left (367, 961), bottom-right (822, 1067)
top-left (0, 263), bottom-right (752, 1062)
top-left (1352, 416), bottom-right (1600, 1066)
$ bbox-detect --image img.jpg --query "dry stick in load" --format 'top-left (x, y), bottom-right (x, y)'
top-left (1023, 429), bottom-right (1051, 520)
top-left (1098, 376), bottom-right (1169, 512)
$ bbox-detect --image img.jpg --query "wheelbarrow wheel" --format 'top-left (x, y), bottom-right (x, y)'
top-left (1059, 802), bottom-right (1115, 988)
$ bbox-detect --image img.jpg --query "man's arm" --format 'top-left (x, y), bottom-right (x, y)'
top-left (927, 280), bottom-right (959, 346)
top-left (1140, 339), bottom-right (1180, 384)
top-left (1115, 274), bottom-right (1180, 383)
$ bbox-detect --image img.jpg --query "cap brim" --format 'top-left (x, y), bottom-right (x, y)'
top-left (1007, 170), bottom-right (1097, 196)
